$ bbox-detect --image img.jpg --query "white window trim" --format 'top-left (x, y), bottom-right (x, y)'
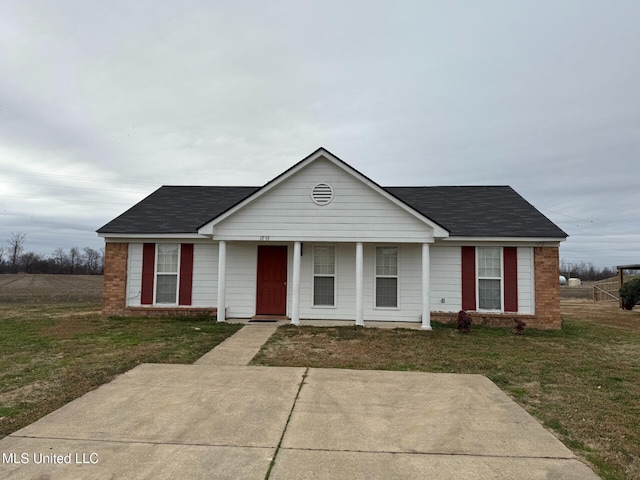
top-left (311, 244), bottom-right (337, 308)
top-left (476, 246), bottom-right (504, 312)
top-left (374, 245), bottom-right (400, 310)
top-left (154, 243), bottom-right (181, 306)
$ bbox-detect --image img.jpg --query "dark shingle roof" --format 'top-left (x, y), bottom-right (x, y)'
top-left (98, 185), bottom-right (567, 238)
top-left (98, 186), bottom-right (259, 234)
top-left (387, 186), bottom-right (567, 238)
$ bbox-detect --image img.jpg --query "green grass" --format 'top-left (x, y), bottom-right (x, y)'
top-left (252, 302), bottom-right (640, 480)
top-left (2, 275), bottom-right (638, 478)
top-left (0, 295), bottom-right (242, 439)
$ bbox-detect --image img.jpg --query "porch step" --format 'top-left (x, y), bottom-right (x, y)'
top-left (250, 315), bottom-right (289, 322)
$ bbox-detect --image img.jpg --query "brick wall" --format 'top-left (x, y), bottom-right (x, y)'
top-left (103, 242), bottom-right (128, 316)
top-left (123, 307), bottom-right (217, 317)
top-left (532, 246), bottom-right (562, 329)
top-left (432, 246), bottom-right (562, 330)
top-left (103, 242), bottom-right (218, 318)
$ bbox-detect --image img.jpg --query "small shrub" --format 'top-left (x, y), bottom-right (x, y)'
top-left (513, 318), bottom-right (526, 335)
top-left (456, 310), bottom-right (472, 333)
top-left (619, 278), bottom-right (640, 310)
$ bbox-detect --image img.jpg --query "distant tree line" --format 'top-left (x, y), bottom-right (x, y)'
top-left (559, 259), bottom-right (618, 282)
top-left (0, 232), bottom-right (103, 275)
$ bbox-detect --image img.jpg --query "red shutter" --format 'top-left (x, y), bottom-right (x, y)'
top-left (461, 246), bottom-right (476, 311)
top-left (141, 243), bottom-right (155, 305)
top-left (179, 244), bottom-right (194, 306)
top-left (504, 247), bottom-right (518, 312)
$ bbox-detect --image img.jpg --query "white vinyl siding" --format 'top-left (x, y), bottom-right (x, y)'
top-left (124, 241), bottom-right (536, 321)
top-left (313, 245), bottom-right (336, 307)
top-left (364, 244), bottom-right (421, 321)
top-left (127, 243), bottom-right (143, 307)
top-left (127, 242), bottom-right (220, 308)
top-left (212, 158), bottom-right (435, 243)
top-left (517, 247), bottom-right (534, 314)
top-left (429, 246), bottom-right (462, 312)
top-left (225, 243), bottom-right (258, 318)
top-left (192, 243), bottom-right (218, 307)
top-left (300, 244), bottom-right (355, 319)
top-left (301, 243), bottom-right (421, 321)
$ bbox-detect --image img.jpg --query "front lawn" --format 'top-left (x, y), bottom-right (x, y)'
top-left (252, 301), bottom-right (640, 480)
top-left (0, 302), bottom-right (242, 438)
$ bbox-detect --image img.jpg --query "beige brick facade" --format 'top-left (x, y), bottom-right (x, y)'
top-left (532, 246), bottom-right (562, 329)
top-left (102, 242), bottom-right (128, 316)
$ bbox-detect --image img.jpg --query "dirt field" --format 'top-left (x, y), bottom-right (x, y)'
top-left (0, 274), bottom-right (103, 304)
top-left (560, 285), bottom-right (594, 299)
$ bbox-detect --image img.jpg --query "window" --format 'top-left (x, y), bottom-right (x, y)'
top-left (156, 244), bottom-right (179, 304)
top-left (478, 247), bottom-right (501, 310)
top-left (375, 246), bottom-right (398, 308)
top-left (313, 245), bottom-right (335, 306)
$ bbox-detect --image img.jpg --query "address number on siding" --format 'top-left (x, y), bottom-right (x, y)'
top-left (259, 236), bottom-right (271, 241)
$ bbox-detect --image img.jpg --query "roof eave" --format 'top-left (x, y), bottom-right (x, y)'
top-left (442, 236), bottom-right (567, 243)
top-left (99, 233), bottom-right (208, 240)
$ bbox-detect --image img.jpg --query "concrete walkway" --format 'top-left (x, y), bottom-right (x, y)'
top-left (0, 324), bottom-right (600, 479)
top-left (194, 321), bottom-right (284, 366)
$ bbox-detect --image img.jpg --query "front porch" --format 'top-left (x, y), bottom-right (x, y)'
top-left (228, 318), bottom-right (428, 330)
top-left (215, 240), bottom-right (435, 329)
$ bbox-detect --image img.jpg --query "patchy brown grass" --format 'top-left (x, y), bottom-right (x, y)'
top-left (0, 275), bottom-right (242, 439)
top-left (253, 300), bottom-right (640, 480)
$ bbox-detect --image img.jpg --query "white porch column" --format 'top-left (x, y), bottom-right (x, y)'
top-left (217, 240), bottom-right (227, 322)
top-left (291, 241), bottom-right (301, 326)
top-left (421, 242), bottom-right (432, 330)
top-left (355, 242), bottom-right (364, 326)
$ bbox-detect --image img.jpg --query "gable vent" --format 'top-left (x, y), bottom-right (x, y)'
top-left (311, 183), bottom-right (334, 205)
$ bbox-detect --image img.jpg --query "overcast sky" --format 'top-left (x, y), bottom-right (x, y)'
top-left (1, 1), bottom-right (638, 269)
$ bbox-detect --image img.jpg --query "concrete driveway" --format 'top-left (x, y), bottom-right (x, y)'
top-left (0, 362), bottom-right (598, 479)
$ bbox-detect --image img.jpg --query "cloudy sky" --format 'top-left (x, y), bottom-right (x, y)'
top-left (1, 1), bottom-right (638, 269)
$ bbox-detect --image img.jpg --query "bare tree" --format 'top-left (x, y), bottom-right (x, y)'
top-left (20, 252), bottom-right (41, 273)
top-left (8, 232), bottom-right (27, 273)
top-left (83, 247), bottom-right (100, 274)
top-left (52, 247), bottom-right (68, 273)
top-left (69, 246), bottom-right (80, 274)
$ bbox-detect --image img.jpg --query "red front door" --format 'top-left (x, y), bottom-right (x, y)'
top-left (256, 246), bottom-right (288, 315)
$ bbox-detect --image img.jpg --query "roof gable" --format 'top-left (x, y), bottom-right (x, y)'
top-left (197, 147), bottom-right (449, 238)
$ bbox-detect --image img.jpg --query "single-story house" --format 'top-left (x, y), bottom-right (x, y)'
top-left (98, 147), bottom-right (567, 329)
